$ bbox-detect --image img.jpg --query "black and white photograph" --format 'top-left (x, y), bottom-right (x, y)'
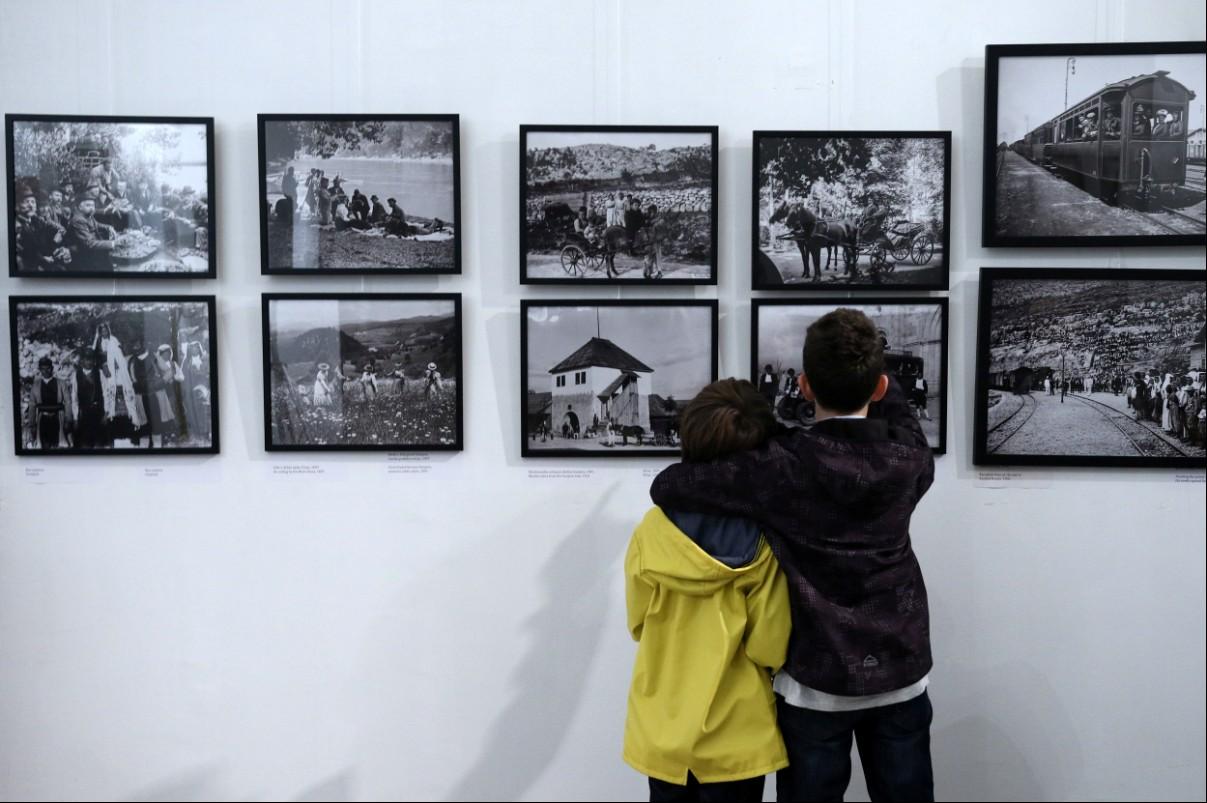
top-left (974, 269), bottom-right (1206, 468)
top-left (9, 296), bottom-right (218, 455)
top-left (522, 301), bottom-right (718, 457)
top-left (520, 125), bottom-right (717, 285)
top-left (753, 131), bottom-right (950, 290)
top-left (752, 299), bottom-right (948, 453)
top-left (7, 115), bottom-right (215, 278)
top-left (259, 115), bottom-right (459, 274)
top-left (984, 42), bottom-right (1207, 247)
top-left (263, 294), bottom-right (462, 451)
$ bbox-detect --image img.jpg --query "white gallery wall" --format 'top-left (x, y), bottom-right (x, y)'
top-left (1, 0), bottom-right (1204, 800)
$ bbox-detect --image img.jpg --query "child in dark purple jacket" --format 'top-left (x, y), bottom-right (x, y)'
top-left (650, 308), bottom-right (936, 801)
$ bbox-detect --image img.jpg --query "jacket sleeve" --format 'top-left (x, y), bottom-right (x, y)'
top-left (743, 542), bottom-right (792, 673)
top-left (69, 217), bottom-right (115, 252)
top-left (624, 535), bottom-right (654, 642)
top-left (649, 435), bottom-right (796, 536)
top-left (869, 375), bottom-right (927, 449)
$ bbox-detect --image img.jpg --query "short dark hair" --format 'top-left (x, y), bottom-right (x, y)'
top-left (678, 378), bottom-right (776, 462)
top-left (802, 308), bottom-right (885, 414)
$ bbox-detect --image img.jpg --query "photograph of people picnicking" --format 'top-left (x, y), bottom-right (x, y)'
top-left (522, 127), bottom-right (716, 282)
top-left (626, 308), bottom-right (936, 802)
top-left (260, 117), bottom-right (457, 272)
top-left (8, 118), bottom-right (212, 276)
top-left (13, 300), bottom-right (215, 453)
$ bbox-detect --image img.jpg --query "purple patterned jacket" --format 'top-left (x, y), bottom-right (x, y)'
top-left (651, 378), bottom-right (934, 696)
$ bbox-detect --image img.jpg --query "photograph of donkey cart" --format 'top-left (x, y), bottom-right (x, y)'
top-left (984, 42), bottom-right (1206, 247)
top-left (521, 125), bottom-right (717, 285)
top-left (753, 130), bottom-right (950, 290)
top-left (974, 268), bottom-right (1206, 468)
top-left (521, 301), bottom-right (718, 457)
top-left (752, 299), bottom-right (949, 453)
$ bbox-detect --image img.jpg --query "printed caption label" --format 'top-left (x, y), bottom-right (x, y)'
top-left (1174, 473), bottom-right (1206, 484)
top-left (974, 470), bottom-right (1054, 489)
top-left (527, 468), bottom-right (596, 481)
top-left (386, 453), bottom-right (433, 476)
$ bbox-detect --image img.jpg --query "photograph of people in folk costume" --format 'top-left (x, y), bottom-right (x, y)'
top-left (12, 299), bottom-right (216, 453)
top-left (265, 296), bottom-right (461, 450)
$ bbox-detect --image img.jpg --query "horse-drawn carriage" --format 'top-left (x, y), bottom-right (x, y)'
top-left (771, 202), bottom-right (936, 281)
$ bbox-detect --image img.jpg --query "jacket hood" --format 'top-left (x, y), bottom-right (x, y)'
top-left (633, 507), bottom-right (768, 596)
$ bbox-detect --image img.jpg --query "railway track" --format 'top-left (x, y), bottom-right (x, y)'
top-left (986, 393), bottom-right (1037, 453)
top-left (1139, 205), bottom-right (1207, 235)
top-left (1070, 393), bottom-right (1195, 459)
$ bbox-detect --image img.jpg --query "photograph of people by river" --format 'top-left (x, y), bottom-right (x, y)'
top-left (259, 115), bottom-right (459, 274)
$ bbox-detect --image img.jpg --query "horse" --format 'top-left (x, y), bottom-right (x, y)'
top-left (769, 203), bottom-right (858, 280)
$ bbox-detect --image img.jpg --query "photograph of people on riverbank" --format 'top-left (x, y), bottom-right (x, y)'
top-left (259, 115), bottom-right (459, 274)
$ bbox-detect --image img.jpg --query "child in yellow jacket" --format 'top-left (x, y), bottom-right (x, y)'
top-left (624, 379), bottom-right (791, 802)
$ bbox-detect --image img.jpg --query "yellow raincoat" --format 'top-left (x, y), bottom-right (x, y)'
top-left (623, 506), bottom-right (791, 785)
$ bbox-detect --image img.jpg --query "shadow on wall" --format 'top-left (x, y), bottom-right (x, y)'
top-left (123, 765), bottom-right (221, 802)
top-left (931, 661), bottom-right (1084, 801)
top-left (443, 483), bottom-right (626, 801)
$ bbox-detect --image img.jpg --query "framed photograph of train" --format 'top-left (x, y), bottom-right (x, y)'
top-left (6, 114), bottom-right (216, 278)
top-left (973, 268), bottom-right (1206, 469)
top-left (520, 125), bottom-right (718, 285)
top-left (262, 293), bottom-right (463, 452)
top-left (258, 115), bottom-right (460, 274)
top-left (521, 300), bottom-right (718, 457)
top-left (9, 295), bottom-right (219, 455)
top-left (751, 298), bottom-right (949, 454)
top-left (983, 42), bottom-right (1207, 247)
top-left (753, 130), bottom-right (951, 290)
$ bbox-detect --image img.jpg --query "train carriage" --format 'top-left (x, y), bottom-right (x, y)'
top-left (1014, 70), bottom-right (1196, 207)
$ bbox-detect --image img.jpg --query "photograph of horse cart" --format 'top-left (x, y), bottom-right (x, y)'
top-left (752, 299), bottom-right (948, 453)
top-left (753, 130), bottom-right (950, 290)
top-left (984, 42), bottom-right (1207, 247)
top-left (521, 300), bottom-right (717, 457)
top-left (520, 126), bottom-right (717, 285)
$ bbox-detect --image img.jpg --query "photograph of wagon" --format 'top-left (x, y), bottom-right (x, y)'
top-left (985, 42), bottom-right (1207, 246)
top-left (754, 131), bottom-right (950, 290)
top-left (521, 126), bottom-right (718, 285)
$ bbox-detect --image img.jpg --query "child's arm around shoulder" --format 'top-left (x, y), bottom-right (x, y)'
top-left (869, 375), bottom-right (935, 497)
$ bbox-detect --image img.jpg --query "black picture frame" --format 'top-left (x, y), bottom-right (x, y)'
top-left (751, 297), bottom-right (949, 454)
top-left (973, 267), bottom-right (1207, 469)
top-left (9, 294), bottom-right (220, 455)
top-left (982, 41), bottom-right (1207, 248)
top-left (261, 292), bottom-right (464, 452)
top-left (257, 114), bottom-right (461, 275)
top-left (751, 130), bottom-right (952, 292)
top-left (519, 124), bottom-right (719, 286)
top-left (520, 298), bottom-right (719, 457)
top-left (6, 114), bottom-right (217, 279)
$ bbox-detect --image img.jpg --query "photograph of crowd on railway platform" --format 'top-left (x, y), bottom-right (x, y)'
top-left (754, 131), bottom-right (949, 289)
top-left (11, 297), bottom-right (217, 455)
top-left (987, 45), bottom-right (1207, 245)
top-left (521, 126), bottom-right (717, 284)
top-left (8, 117), bottom-right (213, 277)
top-left (259, 116), bottom-right (458, 274)
top-left (975, 270), bottom-right (1206, 467)
top-left (753, 300), bottom-right (947, 452)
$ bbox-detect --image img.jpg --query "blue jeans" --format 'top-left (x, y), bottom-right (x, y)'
top-left (775, 691), bottom-right (934, 802)
top-left (648, 772), bottom-right (765, 803)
